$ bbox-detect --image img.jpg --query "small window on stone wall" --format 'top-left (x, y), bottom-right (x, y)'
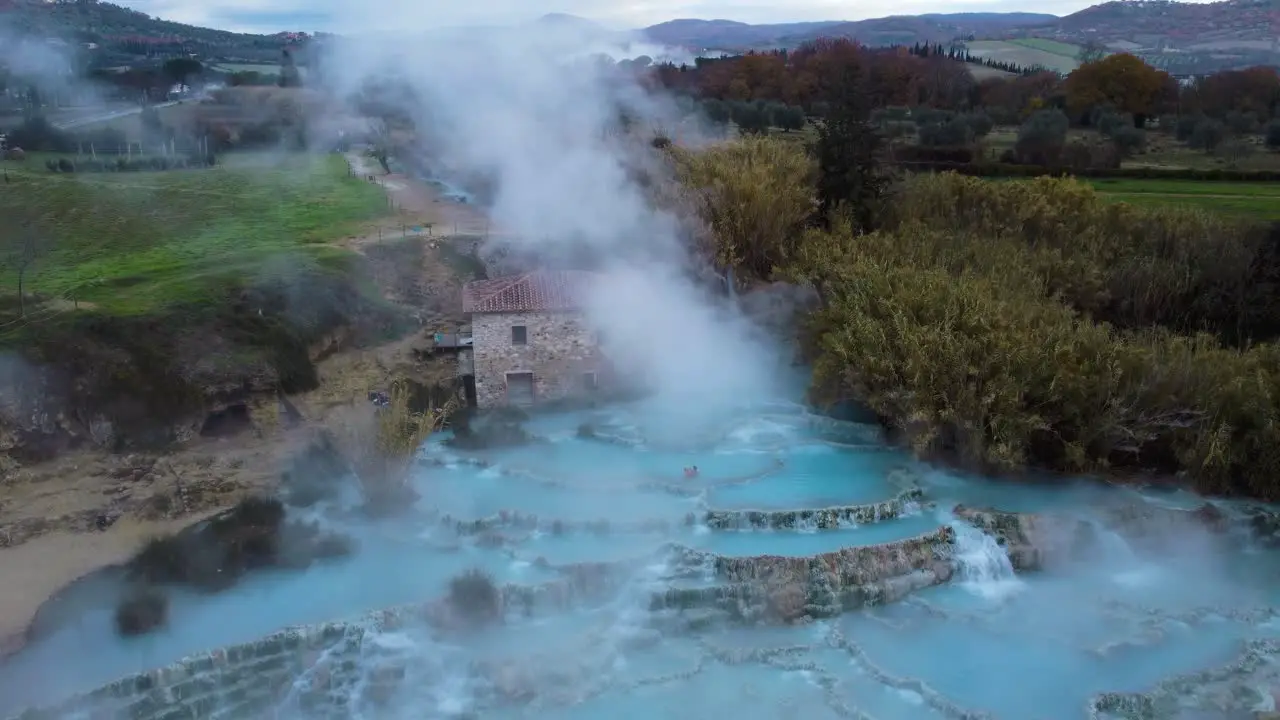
top-left (512, 325), bottom-right (527, 345)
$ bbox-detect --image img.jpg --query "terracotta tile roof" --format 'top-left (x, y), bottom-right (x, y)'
top-left (462, 270), bottom-right (595, 314)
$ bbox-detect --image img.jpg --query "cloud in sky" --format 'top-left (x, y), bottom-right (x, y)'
top-left (115, 0), bottom-right (1216, 33)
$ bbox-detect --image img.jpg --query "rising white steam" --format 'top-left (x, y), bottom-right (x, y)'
top-left (318, 15), bottom-right (783, 429)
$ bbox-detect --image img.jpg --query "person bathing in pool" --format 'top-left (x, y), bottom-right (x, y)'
top-left (683, 465), bottom-right (699, 478)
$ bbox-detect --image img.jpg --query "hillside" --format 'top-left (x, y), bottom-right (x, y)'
top-left (639, 19), bottom-right (848, 49)
top-left (1028, 0), bottom-right (1280, 73)
top-left (640, 13), bottom-right (1059, 50)
top-left (0, 0), bottom-right (295, 62)
top-left (639, 2), bottom-right (1280, 72)
top-left (4, 0), bottom-right (1275, 75)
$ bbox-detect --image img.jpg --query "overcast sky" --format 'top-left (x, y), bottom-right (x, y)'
top-left (117, 0), bottom-right (1212, 34)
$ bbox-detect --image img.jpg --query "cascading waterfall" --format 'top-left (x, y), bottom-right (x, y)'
top-left (13, 397), bottom-right (1280, 720)
top-left (276, 624), bottom-right (470, 720)
top-left (949, 522), bottom-right (1021, 600)
top-left (1084, 518), bottom-right (1154, 588)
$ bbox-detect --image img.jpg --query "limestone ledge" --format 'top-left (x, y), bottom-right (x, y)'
top-left (670, 526), bottom-right (954, 585)
top-left (5, 565), bottom-right (637, 720)
top-left (442, 510), bottom-right (702, 538)
top-left (651, 565), bottom-right (951, 622)
top-left (1087, 638), bottom-right (1280, 719)
top-left (703, 486), bottom-right (926, 531)
top-left (952, 501), bottom-right (1232, 572)
top-left (5, 528), bottom-right (963, 720)
top-left (445, 485), bottom-right (927, 539)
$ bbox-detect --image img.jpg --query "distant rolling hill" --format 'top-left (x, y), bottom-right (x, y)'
top-left (1018, 0), bottom-right (1280, 73)
top-left (640, 13), bottom-right (1059, 50)
top-left (6, 0), bottom-right (1273, 76)
top-left (637, 2), bottom-right (1280, 73)
top-left (0, 0), bottom-right (289, 60)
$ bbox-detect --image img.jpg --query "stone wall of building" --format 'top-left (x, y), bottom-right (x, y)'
top-left (471, 310), bottom-right (601, 408)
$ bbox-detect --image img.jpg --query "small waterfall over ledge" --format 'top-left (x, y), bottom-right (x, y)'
top-left (1081, 518), bottom-right (1156, 589)
top-left (949, 521), bottom-right (1021, 601)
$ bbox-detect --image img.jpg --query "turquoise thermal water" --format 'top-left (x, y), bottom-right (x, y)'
top-left (2, 398), bottom-right (1279, 719)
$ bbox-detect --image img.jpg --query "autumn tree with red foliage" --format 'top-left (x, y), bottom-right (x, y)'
top-left (973, 72), bottom-right (1064, 123)
top-left (649, 37), bottom-right (1273, 139)
top-left (1180, 66), bottom-right (1280, 121)
top-left (650, 39), bottom-right (984, 113)
top-left (1064, 53), bottom-right (1174, 127)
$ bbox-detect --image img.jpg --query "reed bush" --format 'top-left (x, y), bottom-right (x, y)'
top-left (333, 378), bottom-right (458, 513)
top-left (668, 135), bottom-right (815, 279)
top-left (882, 173), bottom-right (1269, 344)
top-left (790, 201), bottom-right (1280, 499)
top-left (671, 137), bottom-right (1280, 498)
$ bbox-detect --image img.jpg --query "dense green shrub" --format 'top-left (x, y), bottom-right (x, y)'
top-left (1224, 110), bottom-right (1259, 135)
top-left (669, 135), bottom-right (815, 277)
top-left (6, 116), bottom-right (72, 152)
top-left (1175, 114), bottom-right (1201, 142)
top-left (46, 155), bottom-right (215, 173)
top-left (125, 496), bottom-right (353, 591)
top-left (1013, 109), bottom-right (1069, 165)
top-left (880, 174), bottom-right (1272, 344)
top-left (965, 111), bottom-right (994, 138)
top-left (1267, 120), bottom-right (1280, 150)
top-left (786, 174), bottom-right (1280, 499)
top-left (671, 133), bottom-right (1280, 499)
top-left (917, 117), bottom-right (974, 147)
top-left (1108, 124), bottom-right (1147, 157)
top-left (894, 145), bottom-right (975, 164)
top-left (1188, 118), bottom-right (1227, 151)
top-left (447, 568), bottom-right (502, 626)
top-left (115, 586), bottom-right (168, 636)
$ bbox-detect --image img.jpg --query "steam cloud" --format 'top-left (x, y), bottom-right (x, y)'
top-left (0, 22), bottom-right (103, 115)
top-left (319, 16), bottom-right (783, 435)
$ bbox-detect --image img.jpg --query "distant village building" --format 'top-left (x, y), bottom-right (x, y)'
top-left (461, 270), bottom-right (607, 408)
top-left (1172, 72), bottom-right (1210, 86)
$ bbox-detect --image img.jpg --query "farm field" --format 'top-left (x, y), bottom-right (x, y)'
top-left (967, 63), bottom-right (1016, 80)
top-left (0, 153), bottom-right (387, 319)
top-left (211, 63), bottom-right (281, 75)
top-left (1008, 37), bottom-right (1084, 57)
top-left (1086, 178), bottom-right (1280, 220)
top-left (965, 38), bottom-right (1081, 73)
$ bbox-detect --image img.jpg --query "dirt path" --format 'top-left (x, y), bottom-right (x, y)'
top-left (0, 153), bottom-right (489, 660)
top-left (346, 151), bottom-right (499, 240)
top-left (0, 511), bottom-right (224, 656)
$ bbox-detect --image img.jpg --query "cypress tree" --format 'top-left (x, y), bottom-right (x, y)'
top-left (810, 59), bottom-right (888, 233)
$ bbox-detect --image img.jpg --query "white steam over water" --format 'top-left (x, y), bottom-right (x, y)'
top-left (319, 12), bottom-right (781, 430)
top-left (5, 11), bottom-right (1280, 720)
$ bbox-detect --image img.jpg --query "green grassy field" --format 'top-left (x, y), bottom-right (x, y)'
top-left (1007, 38), bottom-right (1084, 57)
top-left (1087, 178), bottom-right (1280, 220)
top-left (725, 125), bottom-right (1280, 221)
top-left (212, 63), bottom-right (281, 75)
top-left (987, 175), bottom-right (1280, 220)
top-left (966, 39), bottom-right (1081, 73)
top-left (0, 153), bottom-right (387, 318)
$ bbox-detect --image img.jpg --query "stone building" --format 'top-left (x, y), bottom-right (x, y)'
top-left (462, 270), bottom-right (607, 408)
